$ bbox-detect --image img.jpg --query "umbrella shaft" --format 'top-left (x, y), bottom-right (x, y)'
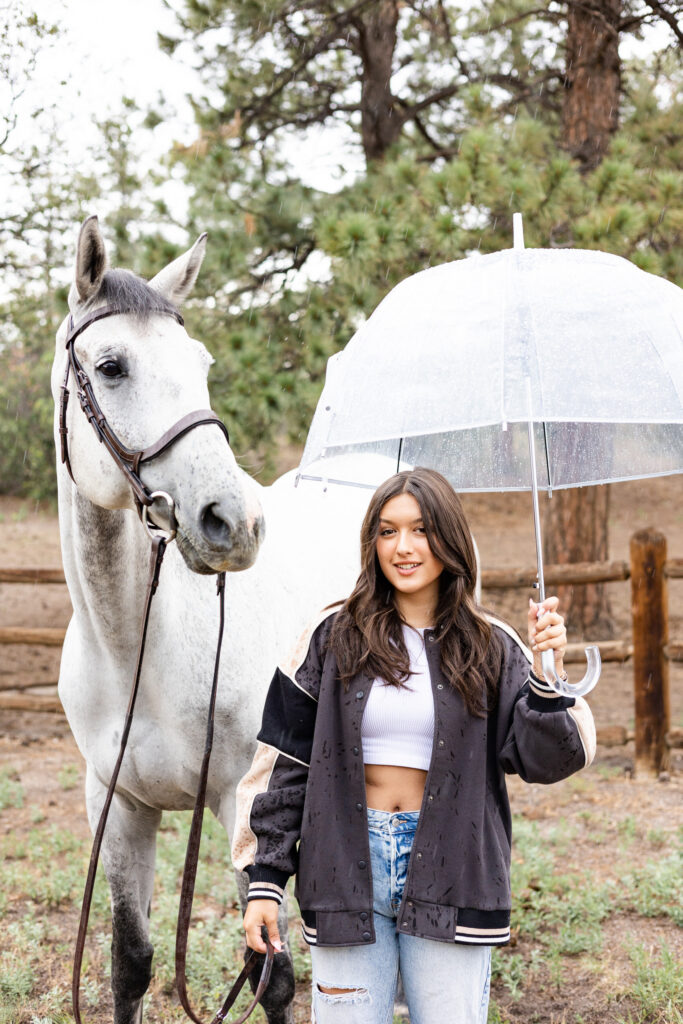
top-left (526, 390), bottom-right (546, 604)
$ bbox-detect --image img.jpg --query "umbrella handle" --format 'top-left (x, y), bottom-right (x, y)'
top-left (540, 646), bottom-right (601, 698)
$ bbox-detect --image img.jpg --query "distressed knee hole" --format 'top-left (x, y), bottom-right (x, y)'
top-left (317, 983), bottom-right (370, 1005)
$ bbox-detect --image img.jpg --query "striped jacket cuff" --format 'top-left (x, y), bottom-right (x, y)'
top-left (527, 671), bottom-right (575, 711)
top-left (529, 669), bottom-right (563, 697)
top-left (247, 881), bottom-right (285, 904)
top-left (245, 864), bottom-right (289, 904)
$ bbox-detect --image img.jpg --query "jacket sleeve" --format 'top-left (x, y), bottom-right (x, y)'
top-left (496, 628), bottom-right (597, 784)
top-left (231, 613), bottom-right (331, 903)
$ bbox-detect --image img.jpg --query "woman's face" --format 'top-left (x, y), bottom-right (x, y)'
top-left (375, 492), bottom-right (444, 602)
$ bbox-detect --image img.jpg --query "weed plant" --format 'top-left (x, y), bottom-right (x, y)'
top-left (614, 944), bottom-right (683, 1023)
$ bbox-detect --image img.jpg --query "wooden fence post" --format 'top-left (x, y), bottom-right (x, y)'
top-left (630, 529), bottom-right (670, 776)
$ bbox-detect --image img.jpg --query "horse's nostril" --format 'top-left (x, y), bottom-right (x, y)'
top-left (200, 503), bottom-right (232, 548)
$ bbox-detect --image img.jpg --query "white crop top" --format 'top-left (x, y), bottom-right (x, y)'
top-left (361, 625), bottom-right (435, 771)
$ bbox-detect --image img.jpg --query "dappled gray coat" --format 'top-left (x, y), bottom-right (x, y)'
top-left (232, 610), bottom-right (596, 948)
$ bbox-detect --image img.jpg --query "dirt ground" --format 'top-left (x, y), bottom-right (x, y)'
top-left (1, 479), bottom-right (682, 1023)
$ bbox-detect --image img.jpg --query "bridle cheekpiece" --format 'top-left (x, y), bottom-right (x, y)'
top-left (59, 304), bottom-right (230, 535)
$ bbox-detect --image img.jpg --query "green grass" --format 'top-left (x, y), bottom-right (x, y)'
top-left (0, 805), bottom-right (312, 1023)
top-left (487, 813), bottom-right (683, 1021)
top-left (509, 817), bottom-right (614, 953)
top-left (57, 765), bottom-right (80, 791)
top-left (619, 831), bottom-right (683, 926)
top-left (614, 944), bottom-right (683, 1024)
top-left (0, 766), bottom-right (24, 810)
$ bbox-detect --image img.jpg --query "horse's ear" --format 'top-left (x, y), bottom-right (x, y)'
top-left (72, 216), bottom-right (108, 306)
top-left (149, 233), bottom-right (208, 306)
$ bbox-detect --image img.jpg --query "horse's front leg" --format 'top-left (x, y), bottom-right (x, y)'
top-left (234, 869), bottom-right (296, 1024)
top-left (85, 766), bottom-right (162, 1024)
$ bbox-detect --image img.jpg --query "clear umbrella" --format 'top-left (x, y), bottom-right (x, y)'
top-left (298, 215), bottom-right (683, 696)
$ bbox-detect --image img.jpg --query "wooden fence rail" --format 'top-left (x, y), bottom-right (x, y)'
top-left (1, 528), bottom-right (679, 775)
top-left (0, 568), bottom-right (66, 584)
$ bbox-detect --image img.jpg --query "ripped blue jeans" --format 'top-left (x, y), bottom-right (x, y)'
top-left (310, 808), bottom-right (491, 1024)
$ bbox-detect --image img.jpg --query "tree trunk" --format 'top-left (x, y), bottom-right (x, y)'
top-left (561, 0), bottom-right (622, 170)
top-left (357, 0), bottom-right (402, 162)
top-left (549, 3), bottom-right (622, 635)
top-left (543, 484), bottom-right (613, 638)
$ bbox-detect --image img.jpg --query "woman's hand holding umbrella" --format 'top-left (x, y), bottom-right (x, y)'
top-left (528, 597), bottom-right (567, 681)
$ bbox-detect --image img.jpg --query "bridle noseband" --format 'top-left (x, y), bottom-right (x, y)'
top-left (59, 304), bottom-right (230, 524)
top-left (65, 305), bottom-right (274, 1023)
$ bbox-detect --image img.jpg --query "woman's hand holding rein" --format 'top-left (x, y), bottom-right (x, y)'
top-left (243, 899), bottom-right (283, 954)
top-left (527, 596), bottom-right (567, 679)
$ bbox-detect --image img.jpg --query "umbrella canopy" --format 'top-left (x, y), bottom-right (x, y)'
top-left (300, 244), bottom-right (683, 492)
top-left (298, 225), bottom-right (683, 697)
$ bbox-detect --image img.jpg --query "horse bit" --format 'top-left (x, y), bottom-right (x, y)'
top-left (60, 305), bottom-right (274, 1024)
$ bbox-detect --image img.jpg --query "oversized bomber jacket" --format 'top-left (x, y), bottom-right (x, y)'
top-left (232, 608), bottom-right (596, 948)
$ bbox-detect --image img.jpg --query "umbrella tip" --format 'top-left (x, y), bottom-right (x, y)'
top-left (513, 212), bottom-right (525, 251)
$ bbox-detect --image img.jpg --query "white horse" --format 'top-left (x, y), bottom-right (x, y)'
top-left (51, 217), bottom-right (375, 1024)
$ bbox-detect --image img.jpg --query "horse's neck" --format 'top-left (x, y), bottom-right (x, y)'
top-left (59, 486), bottom-right (151, 651)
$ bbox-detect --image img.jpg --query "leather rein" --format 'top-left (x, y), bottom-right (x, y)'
top-left (62, 305), bottom-right (274, 1024)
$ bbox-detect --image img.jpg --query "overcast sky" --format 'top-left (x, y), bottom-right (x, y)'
top-left (27, 0), bottom-right (197, 153)
top-left (24, 0), bottom-right (360, 194)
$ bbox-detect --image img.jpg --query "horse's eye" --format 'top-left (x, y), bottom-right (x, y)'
top-left (97, 359), bottom-right (125, 379)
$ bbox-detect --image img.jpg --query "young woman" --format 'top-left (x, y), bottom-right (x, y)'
top-left (233, 468), bottom-right (596, 1024)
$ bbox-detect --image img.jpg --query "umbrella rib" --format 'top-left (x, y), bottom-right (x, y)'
top-left (543, 421), bottom-right (553, 497)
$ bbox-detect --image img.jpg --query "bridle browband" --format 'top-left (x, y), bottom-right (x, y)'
top-left (59, 304), bottom-right (230, 518)
top-left (64, 305), bottom-right (274, 1024)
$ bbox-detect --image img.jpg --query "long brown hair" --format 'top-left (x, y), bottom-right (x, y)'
top-left (328, 468), bottom-right (502, 716)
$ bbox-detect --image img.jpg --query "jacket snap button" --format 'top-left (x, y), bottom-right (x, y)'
top-left (356, 802), bottom-right (363, 811)
top-left (353, 746), bottom-right (359, 755)
top-left (437, 683), bottom-right (444, 690)
top-left (362, 930), bottom-right (371, 940)
top-left (416, 852), bottom-right (422, 859)
top-left (428, 795), bottom-right (434, 801)
top-left (358, 860), bottom-right (366, 869)
top-left (360, 912), bottom-right (368, 921)
top-left (402, 921), bottom-right (409, 927)
top-left (407, 901), bottom-right (414, 908)
top-left (438, 740), bottom-right (445, 747)
top-left (356, 690), bottom-right (364, 699)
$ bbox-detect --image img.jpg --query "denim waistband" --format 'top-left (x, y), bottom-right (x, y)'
top-left (366, 807), bottom-right (420, 834)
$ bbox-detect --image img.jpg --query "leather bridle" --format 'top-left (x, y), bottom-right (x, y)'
top-left (64, 305), bottom-right (274, 1024)
top-left (59, 304), bottom-right (231, 518)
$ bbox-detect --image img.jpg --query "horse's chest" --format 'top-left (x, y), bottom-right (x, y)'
top-left (85, 711), bottom-right (249, 810)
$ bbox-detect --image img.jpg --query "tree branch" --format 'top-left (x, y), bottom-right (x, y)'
top-left (228, 239), bottom-right (317, 300)
top-left (481, 6), bottom-right (563, 34)
top-left (410, 112), bottom-right (451, 154)
top-left (641, 0), bottom-right (683, 43)
top-left (398, 83), bottom-right (463, 119)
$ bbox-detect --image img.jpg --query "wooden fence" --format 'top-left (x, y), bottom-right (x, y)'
top-left (1, 527), bottom-right (680, 775)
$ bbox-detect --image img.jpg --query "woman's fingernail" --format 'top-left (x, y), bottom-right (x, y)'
top-left (273, 940), bottom-right (283, 952)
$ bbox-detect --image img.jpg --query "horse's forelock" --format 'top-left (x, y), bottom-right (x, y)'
top-left (89, 269), bottom-right (180, 324)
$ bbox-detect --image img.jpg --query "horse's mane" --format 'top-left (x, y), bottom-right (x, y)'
top-left (88, 269), bottom-right (180, 324)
